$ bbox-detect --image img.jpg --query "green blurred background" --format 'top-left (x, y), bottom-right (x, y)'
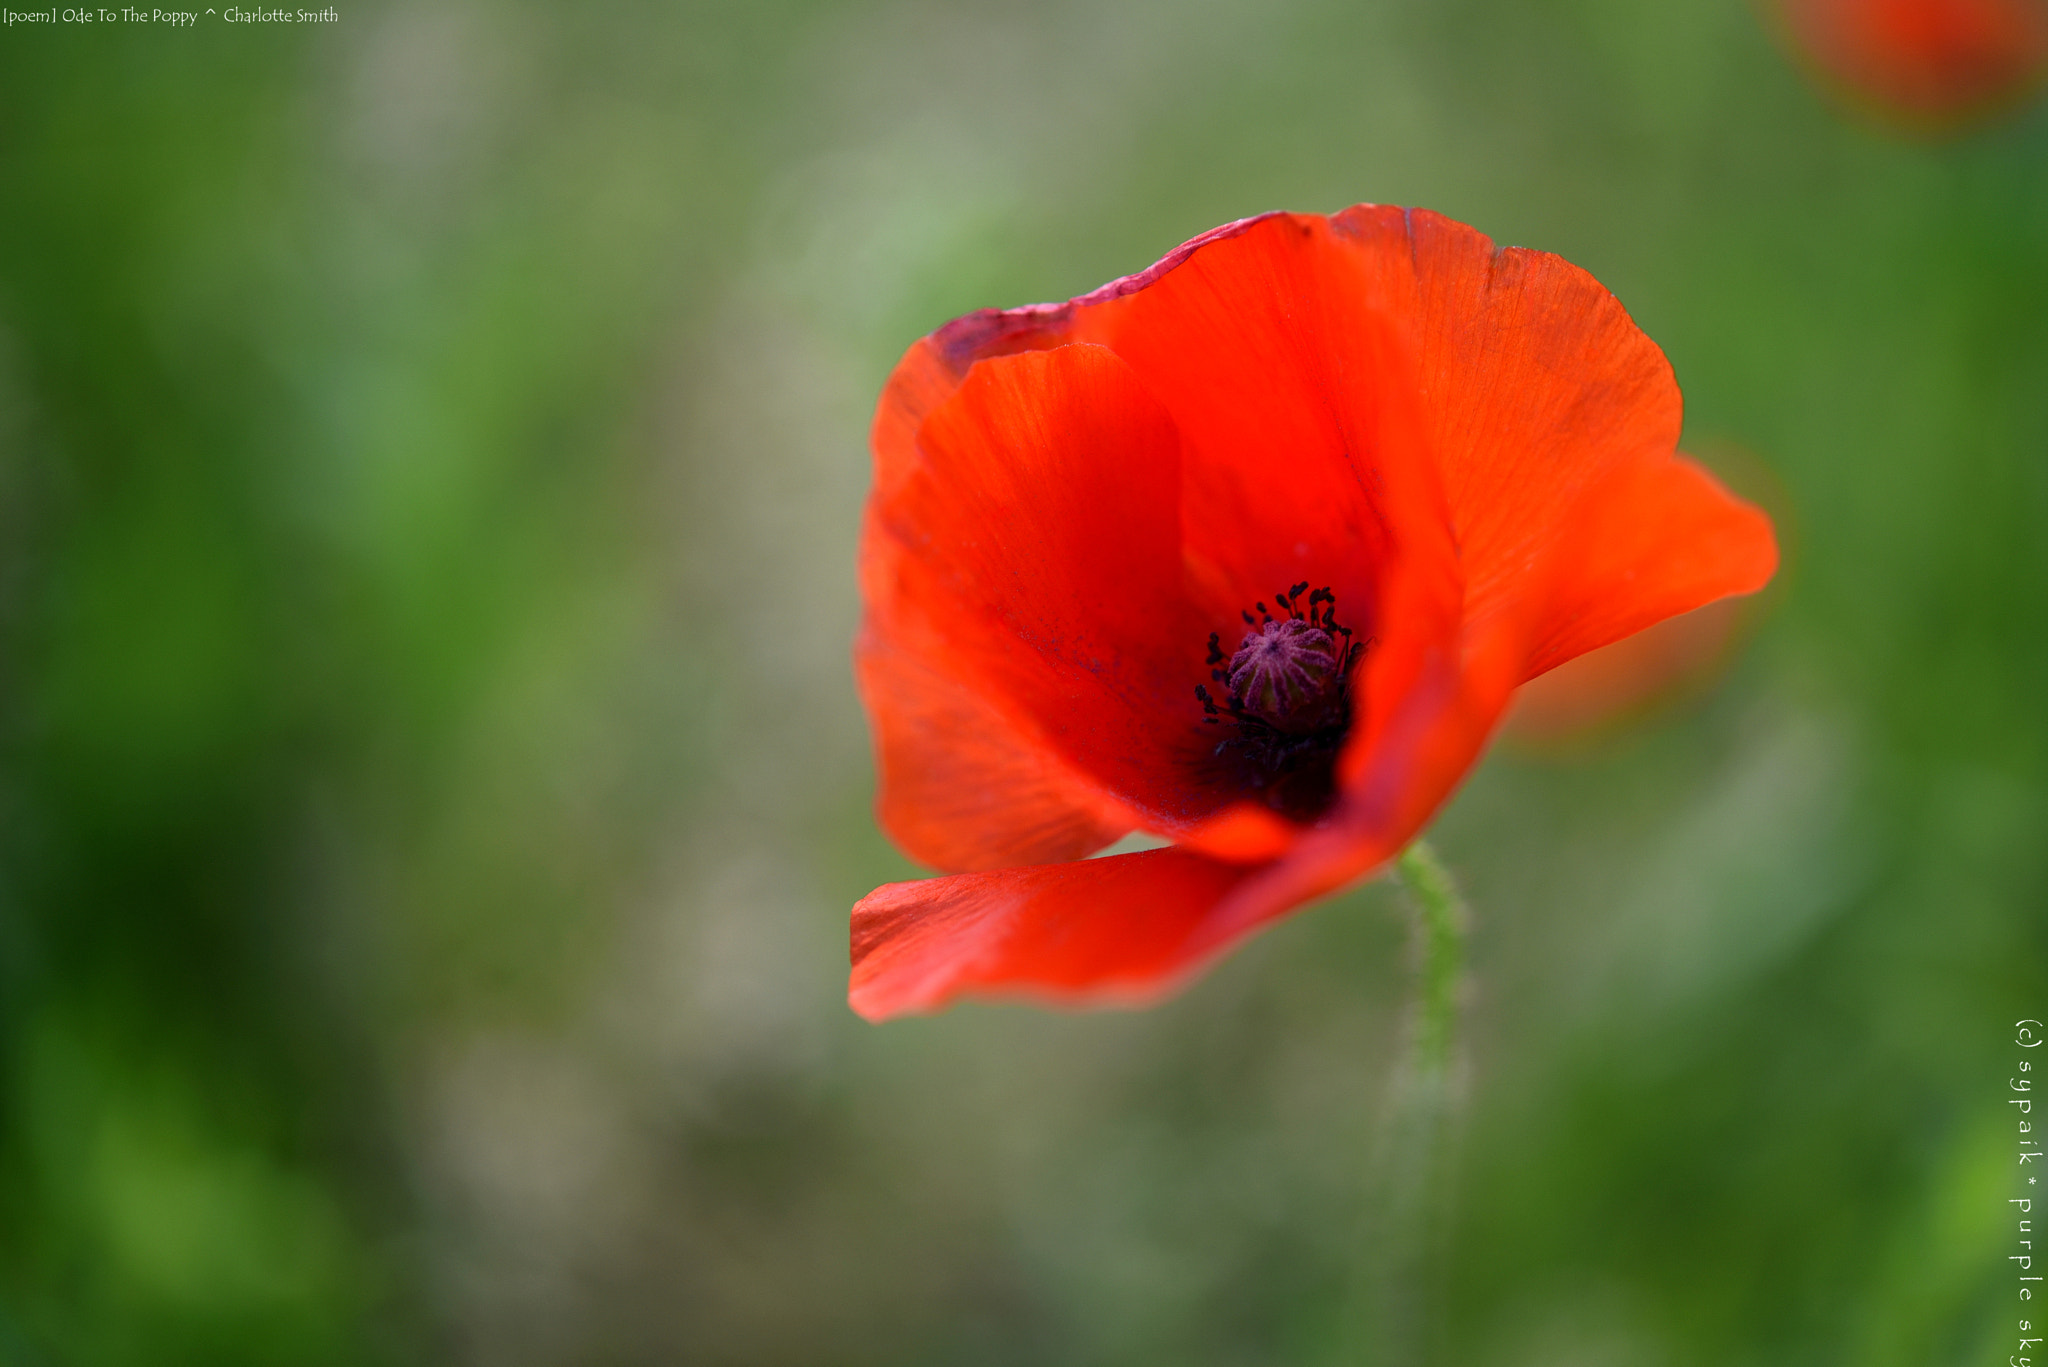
top-left (0, 1), bottom-right (2043, 1362)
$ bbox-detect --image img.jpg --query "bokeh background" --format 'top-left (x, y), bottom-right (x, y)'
top-left (1, 1), bottom-right (2044, 1363)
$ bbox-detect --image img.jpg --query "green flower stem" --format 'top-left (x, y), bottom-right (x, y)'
top-left (1396, 840), bottom-right (1468, 1080)
top-left (1370, 839), bottom-right (1471, 1367)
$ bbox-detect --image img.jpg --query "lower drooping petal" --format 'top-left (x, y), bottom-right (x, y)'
top-left (848, 847), bottom-right (1260, 1019)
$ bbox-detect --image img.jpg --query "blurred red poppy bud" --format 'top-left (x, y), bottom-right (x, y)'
top-left (1771, 0), bottom-right (2048, 128)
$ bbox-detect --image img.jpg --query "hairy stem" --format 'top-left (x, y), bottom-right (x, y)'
top-left (1396, 840), bottom-right (1467, 1080)
top-left (1369, 839), bottom-right (1470, 1367)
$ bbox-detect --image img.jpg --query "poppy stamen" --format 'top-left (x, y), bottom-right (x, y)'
top-left (1193, 585), bottom-right (1366, 821)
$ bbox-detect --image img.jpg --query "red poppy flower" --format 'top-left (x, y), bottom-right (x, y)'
top-left (850, 206), bottom-right (1777, 1021)
top-left (1772, 0), bottom-right (2048, 126)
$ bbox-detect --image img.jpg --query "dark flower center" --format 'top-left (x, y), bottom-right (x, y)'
top-left (1194, 582), bottom-right (1365, 822)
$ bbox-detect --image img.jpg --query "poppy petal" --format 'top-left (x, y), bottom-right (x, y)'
top-left (865, 336), bottom-right (1140, 870)
top-left (1328, 206), bottom-right (1775, 678)
top-left (1521, 452), bottom-right (1779, 681)
top-left (921, 214), bottom-right (1447, 629)
top-left (924, 213), bottom-right (1285, 377)
top-left (848, 846), bottom-right (1260, 1020)
top-left (854, 608), bottom-right (1131, 871)
top-left (870, 342), bottom-right (1228, 829)
top-left (1061, 214), bottom-right (1421, 621)
top-left (1051, 213), bottom-right (1484, 862)
top-left (870, 335), bottom-right (967, 504)
top-left (1338, 209), bottom-right (1680, 635)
